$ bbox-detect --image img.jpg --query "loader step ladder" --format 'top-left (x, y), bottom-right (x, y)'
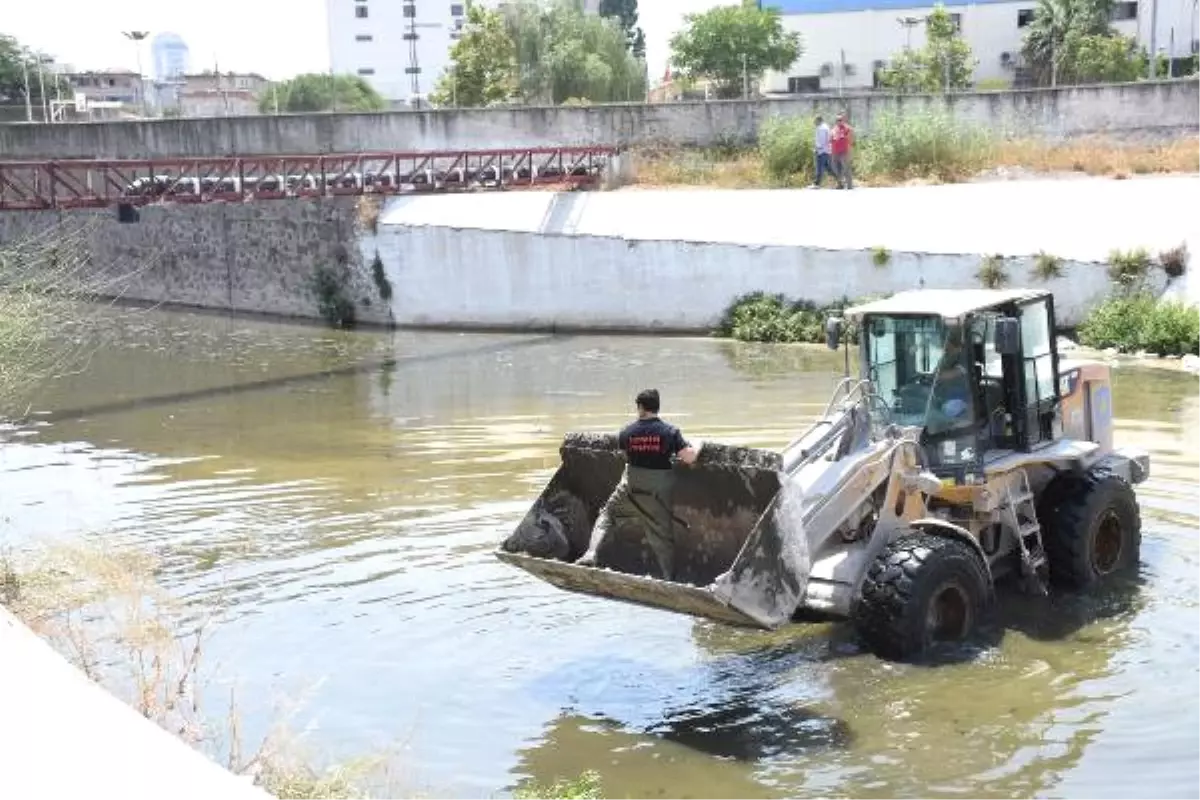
top-left (1003, 471), bottom-right (1048, 595)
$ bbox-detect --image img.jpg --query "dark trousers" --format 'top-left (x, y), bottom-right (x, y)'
top-left (833, 152), bottom-right (853, 189)
top-left (813, 152), bottom-right (832, 186)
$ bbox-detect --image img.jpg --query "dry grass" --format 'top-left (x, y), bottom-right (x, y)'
top-left (1, 543), bottom-right (409, 799)
top-left (630, 135), bottom-right (1199, 190)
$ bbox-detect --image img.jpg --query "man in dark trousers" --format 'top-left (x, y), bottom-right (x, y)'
top-left (575, 389), bottom-right (699, 580)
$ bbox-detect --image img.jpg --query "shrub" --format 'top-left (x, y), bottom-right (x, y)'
top-left (858, 109), bottom-right (993, 182)
top-left (1158, 242), bottom-right (1190, 279)
top-left (758, 116), bottom-right (814, 184)
top-left (1107, 247), bottom-right (1153, 289)
top-left (1078, 292), bottom-right (1200, 356)
top-left (714, 292), bottom-right (863, 344)
top-left (871, 246), bottom-right (891, 267)
top-left (370, 251), bottom-right (392, 302)
top-left (977, 254), bottom-right (1009, 288)
top-left (1032, 251), bottom-right (1065, 281)
top-left (514, 771), bottom-right (603, 800)
top-left (313, 264), bottom-right (356, 328)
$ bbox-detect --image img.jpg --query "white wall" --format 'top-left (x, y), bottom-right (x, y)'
top-left (765, 0), bottom-right (1195, 92)
top-left (364, 180), bottom-right (1195, 332)
top-left (327, 0), bottom-right (462, 102)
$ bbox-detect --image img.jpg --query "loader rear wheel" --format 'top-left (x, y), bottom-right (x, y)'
top-left (853, 531), bottom-right (991, 662)
top-left (1038, 469), bottom-right (1141, 590)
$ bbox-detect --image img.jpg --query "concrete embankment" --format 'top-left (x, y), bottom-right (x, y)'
top-left (0, 176), bottom-right (1194, 331)
top-left (0, 80), bottom-right (1195, 159)
top-left (363, 176), bottom-right (1197, 331)
top-left (0, 607), bottom-right (271, 799)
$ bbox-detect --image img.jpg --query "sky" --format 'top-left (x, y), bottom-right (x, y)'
top-left (2, 0), bottom-right (722, 83)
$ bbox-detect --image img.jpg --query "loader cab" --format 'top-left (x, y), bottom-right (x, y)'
top-left (849, 290), bottom-right (1062, 483)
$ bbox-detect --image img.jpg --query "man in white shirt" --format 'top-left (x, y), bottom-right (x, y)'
top-left (813, 115), bottom-right (832, 188)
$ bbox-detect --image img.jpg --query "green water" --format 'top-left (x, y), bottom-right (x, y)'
top-left (1, 305), bottom-right (1196, 798)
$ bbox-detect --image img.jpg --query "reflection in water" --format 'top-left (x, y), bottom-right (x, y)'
top-left (0, 306), bottom-right (1196, 799)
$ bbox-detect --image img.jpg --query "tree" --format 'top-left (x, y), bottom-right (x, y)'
top-left (1071, 32), bottom-right (1145, 83)
top-left (505, 0), bottom-right (647, 104)
top-left (430, 2), bottom-right (518, 107)
top-left (668, 1), bottom-right (802, 99)
top-left (1020, 0), bottom-right (1113, 86)
top-left (599, 0), bottom-right (646, 58)
top-left (880, 5), bottom-right (976, 92)
top-left (258, 73), bottom-right (386, 113)
top-left (0, 34), bottom-right (53, 113)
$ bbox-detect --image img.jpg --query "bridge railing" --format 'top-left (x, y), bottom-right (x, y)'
top-left (0, 145), bottom-right (618, 210)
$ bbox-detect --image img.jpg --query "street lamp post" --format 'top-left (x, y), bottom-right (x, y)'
top-left (122, 30), bottom-right (150, 117)
top-left (20, 52), bottom-right (33, 122)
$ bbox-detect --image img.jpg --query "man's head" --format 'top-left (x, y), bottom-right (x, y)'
top-left (815, 115), bottom-right (824, 125)
top-left (635, 388), bottom-right (661, 417)
top-left (836, 112), bottom-right (846, 125)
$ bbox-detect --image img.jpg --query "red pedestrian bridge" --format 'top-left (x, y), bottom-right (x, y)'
top-left (0, 145), bottom-right (618, 211)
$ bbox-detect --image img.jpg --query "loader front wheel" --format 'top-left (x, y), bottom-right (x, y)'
top-left (1038, 469), bottom-right (1141, 590)
top-left (854, 531), bottom-right (991, 662)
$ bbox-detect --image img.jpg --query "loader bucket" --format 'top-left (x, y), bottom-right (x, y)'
top-left (496, 433), bottom-right (810, 629)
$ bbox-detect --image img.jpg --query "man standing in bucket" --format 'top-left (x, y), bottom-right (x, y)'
top-left (575, 389), bottom-right (699, 581)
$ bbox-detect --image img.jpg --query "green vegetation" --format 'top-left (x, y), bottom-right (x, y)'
top-left (976, 254), bottom-right (1009, 288)
top-left (599, 0), bottom-right (645, 57)
top-left (1078, 293), bottom-right (1200, 355)
top-left (857, 109), bottom-right (993, 182)
top-left (1032, 251), bottom-right (1066, 281)
top-left (432, 0), bottom-right (647, 107)
top-left (1106, 246), bottom-right (1153, 289)
top-left (514, 770), bottom-right (603, 799)
top-left (668, 1), bottom-right (803, 98)
top-left (879, 5), bottom-right (976, 92)
top-left (872, 246), bottom-right (892, 267)
top-left (1018, 0), bottom-right (1179, 86)
top-left (313, 264), bottom-right (357, 328)
top-left (259, 74), bottom-right (386, 113)
top-left (714, 292), bottom-right (863, 344)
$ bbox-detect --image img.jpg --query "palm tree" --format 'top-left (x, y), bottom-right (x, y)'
top-left (1021, 0), bottom-right (1114, 86)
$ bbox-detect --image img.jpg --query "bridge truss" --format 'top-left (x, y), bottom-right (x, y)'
top-left (0, 145), bottom-right (618, 211)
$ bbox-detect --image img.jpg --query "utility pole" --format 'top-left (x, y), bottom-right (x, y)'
top-left (742, 52), bottom-right (748, 99)
top-left (123, 30), bottom-right (150, 117)
top-left (20, 53), bottom-right (32, 122)
top-left (36, 57), bottom-right (49, 122)
top-left (1147, 0), bottom-right (1159, 78)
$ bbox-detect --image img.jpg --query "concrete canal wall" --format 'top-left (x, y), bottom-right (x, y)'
top-left (0, 176), bottom-right (1194, 331)
top-left (0, 197), bottom-right (393, 327)
top-left (364, 177), bottom-right (1196, 331)
top-left (1, 80), bottom-right (1195, 159)
top-left (0, 607), bottom-right (271, 799)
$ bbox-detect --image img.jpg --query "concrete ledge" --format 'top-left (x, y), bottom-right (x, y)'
top-left (0, 607), bottom-right (272, 800)
top-left (367, 176), bottom-right (1197, 331)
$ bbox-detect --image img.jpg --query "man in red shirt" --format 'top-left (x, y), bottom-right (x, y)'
top-left (830, 112), bottom-right (854, 190)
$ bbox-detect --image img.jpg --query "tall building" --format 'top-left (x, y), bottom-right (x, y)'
top-left (151, 32), bottom-right (191, 82)
top-left (327, 0), bottom-right (605, 106)
top-left (327, 0), bottom-right (465, 105)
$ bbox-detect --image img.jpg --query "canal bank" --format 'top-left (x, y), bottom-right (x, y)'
top-left (365, 175), bottom-right (1197, 330)
top-left (0, 175), bottom-right (1195, 332)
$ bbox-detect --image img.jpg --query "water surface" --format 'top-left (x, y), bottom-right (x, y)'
top-left (1, 306), bottom-right (1196, 798)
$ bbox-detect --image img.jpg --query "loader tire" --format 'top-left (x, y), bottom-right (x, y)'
top-left (1037, 468), bottom-right (1141, 590)
top-left (854, 531), bottom-right (991, 662)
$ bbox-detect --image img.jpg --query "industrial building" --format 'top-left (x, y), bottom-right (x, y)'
top-left (760, 0), bottom-right (1198, 93)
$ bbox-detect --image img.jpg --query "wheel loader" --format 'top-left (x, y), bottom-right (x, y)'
top-left (496, 289), bottom-right (1150, 661)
